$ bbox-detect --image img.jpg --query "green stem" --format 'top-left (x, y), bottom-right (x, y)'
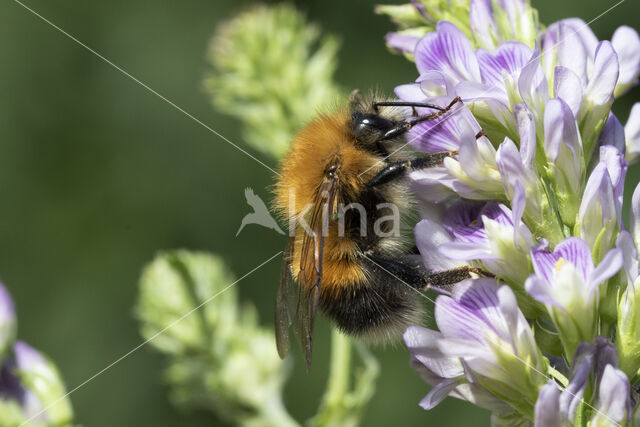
top-left (261, 394), bottom-right (300, 427)
top-left (325, 329), bottom-right (352, 405)
top-left (309, 330), bottom-right (378, 427)
top-left (309, 329), bottom-right (354, 427)
top-left (548, 366), bottom-right (569, 388)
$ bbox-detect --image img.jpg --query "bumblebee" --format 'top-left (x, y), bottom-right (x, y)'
top-left (273, 92), bottom-right (479, 370)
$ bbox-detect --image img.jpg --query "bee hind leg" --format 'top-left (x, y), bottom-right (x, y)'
top-left (366, 253), bottom-right (492, 295)
top-left (423, 266), bottom-right (493, 295)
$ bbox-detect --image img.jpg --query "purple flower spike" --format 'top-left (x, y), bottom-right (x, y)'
top-left (407, 101), bottom-right (505, 202)
top-left (611, 26), bottom-right (640, 97)
top-left (591, 365), bottom-right (632, 425)
top-left (414, 217), bottom-right (468, 273)
top-left (554, 66), bottom-right (583, 117)
top-left (0, 283), bottom-right (16, 357)
top-left (518, 43), bottom-right (549, 124)
top-left (534, 382), bottom-right (564, 427)
top-left (415, 21), bottom-right (481, 93)
top-left (469, 0), bottom-right (499, 51)
top-left (617, 231), bottom-right (639, 288)
top-left (585, 42), bottom-right (619, 106)
top-left (578, 159), bottom-right (621, 260)
top-left (406, 279), bottom-right (545, 414)
top-left (13, 341), bottom-right (48, 373)
top-left (11, 341), bottom-right (73, 423)
top-left (0, 359), bottom-right (24, 404)
top-left (598, 112), bottom-right (625, 154)
top-left (437, 202), bottom-right (535, 284)
top-left (386, 2), bottom-right (640, 424)
top-left (404, 325), bottom-right (512, 414)
top-left (625, 103), bottom-right (640, 164)
top-left (533, 337), bottom-right (629, 425)
top-left (598, 146), bottom-right (627, 218)
top-left (526, 237), bottom-right (622, 356)
top-left (474, 42), bottom-right (532, 92)
top-left (406, 96), bottom-right (481, 153)
top-left (385, 32), bottom-right (421, 56)
top-left (632, 182), bottom-right (640, 251)
top-left (542, 19), bottom-right (598, 85)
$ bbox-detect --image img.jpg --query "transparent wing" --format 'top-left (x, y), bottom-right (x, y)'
top-left (288, 176), bottom-right (338, 371)
top-left (274, 234), bottom-right (318, 371)
top-left (292, 279), bottom-right (317, 371)
top-left (275, 237), bottom-right (295, 359)
top-left (299, 178), bottom-right (338, 288)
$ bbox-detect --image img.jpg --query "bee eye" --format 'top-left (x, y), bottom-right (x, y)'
top-left (352, 113), bottom-right (393, 141)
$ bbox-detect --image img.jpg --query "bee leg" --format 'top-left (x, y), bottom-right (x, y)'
top-left (366, 127), bottom-right (487, 188)
top-left (366, 150), bottom-right (458, 188)
top-left (372, 101), bottom-right (446, 114)
top-left (366, 253), bottom-right (490, 294)
top-left (365, 253), bottom-right (428, 290)
top-left (423, 266), bottom-right (493, 294)
top-left (376, 97), bottom-right (462, 142)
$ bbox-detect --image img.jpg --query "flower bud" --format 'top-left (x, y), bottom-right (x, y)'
top-left (616, 278), bottom-right (640, 378)
top-left (577, 162), bottom-right (620, 263)
top-left (205, 4), bottom-right (342, 160)
top-left (407, 279), bottom-right (547, 417)
top-left (12, 341), bottom-right (73, 426)
top-left (526, 238), bottom-right (622, 358)
top-left (0, 283), bottom-right (16, 359)
top-left (137, 251), bottom-right (295, 426)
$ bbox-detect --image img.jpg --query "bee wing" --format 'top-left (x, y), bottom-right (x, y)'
top-left (275, 237), bottom-right (295, 359)
top-left (274, 237), bottom-right (319, 371)
top-left (299, 177), bottom-right (338, 287)
top-left (295, 176), bottom-right (339, 371)
top-left (292, 281), bottom-right (317, 372)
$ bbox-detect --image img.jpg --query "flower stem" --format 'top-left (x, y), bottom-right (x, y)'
top-left (309, 329), bottom-right (356, 427)
top-left (261, 395), bottom-right (300, 427)
top-left (548, 366), bottom-right (569, 388)
top-left (325, 329), bottom-right (352, 406)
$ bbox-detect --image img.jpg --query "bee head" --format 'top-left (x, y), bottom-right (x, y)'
top-left (350, 112), bottom-right (394, 152)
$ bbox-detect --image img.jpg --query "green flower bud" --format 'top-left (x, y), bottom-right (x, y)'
top-left (204, 4), bottom-right (342, 160)
top-left (0, 283), bottom-right (16, 359)
top-left (379, 0), bottom-right (542, 57)
top-left (137, 251), bottom-right (297, 427)
top-left (616, 277), bottom-right (640, 381)
top-left (13, 341), bottom-right (74, 426)
top-left (0, 400), bottom-right (25, 426)
top-left (374, 4), bottom-right (431, 29)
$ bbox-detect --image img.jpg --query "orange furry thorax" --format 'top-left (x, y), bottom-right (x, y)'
top-left (275, 111), bottom-right (381, 214)
top-left (274, 111), bottom-right (384, 295)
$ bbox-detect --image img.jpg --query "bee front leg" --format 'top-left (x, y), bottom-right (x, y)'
top-left (376, 97), bottom-right (462, 142)
top-left (366, 127), bottom-right (488, 188)
top-left (366, 150), bottom-right (458, 188)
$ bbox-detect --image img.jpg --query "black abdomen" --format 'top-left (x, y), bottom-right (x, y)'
top-left (319, 254), bottom-right (425, 342)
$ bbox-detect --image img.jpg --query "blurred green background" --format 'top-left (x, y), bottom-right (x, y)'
top-left (0, 0), bottom-right (638, 425)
